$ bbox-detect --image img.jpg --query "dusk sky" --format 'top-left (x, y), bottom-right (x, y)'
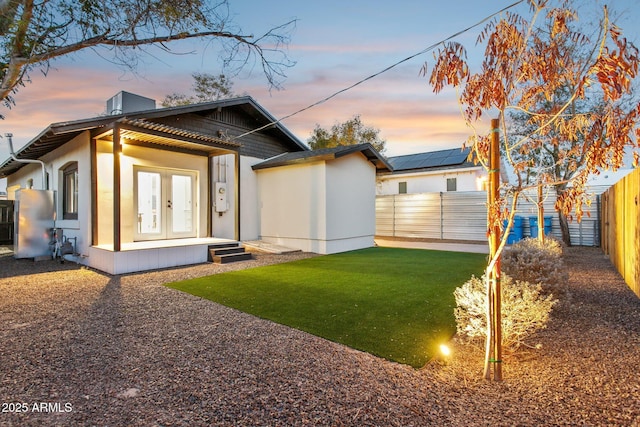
top-left (1, 0), bottom-right (639, 179)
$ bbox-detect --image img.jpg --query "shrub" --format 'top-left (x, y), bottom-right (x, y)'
top-left (502, 237), bottom-right (569, 291)
top-left (453, 273), bottom-right (557, 350)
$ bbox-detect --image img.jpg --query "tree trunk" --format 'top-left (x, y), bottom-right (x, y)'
top-left (537, 184), bottom-right (545, 242)
top-left (555, 186), bottom-right (572, 246)
top-left (558, 210), bottom-right (572, 246)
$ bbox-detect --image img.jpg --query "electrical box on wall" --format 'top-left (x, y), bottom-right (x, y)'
top-left (215, 182), bottom-right (228, 212)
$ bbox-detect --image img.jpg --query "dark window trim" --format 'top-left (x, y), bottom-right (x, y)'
top-left (446, 177), bottom-right (457, 192)
top-left (63, 163), bottom-right (78, 220)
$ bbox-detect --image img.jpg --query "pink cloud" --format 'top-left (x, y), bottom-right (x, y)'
top-left (1, 57), bottom-right (471, 158)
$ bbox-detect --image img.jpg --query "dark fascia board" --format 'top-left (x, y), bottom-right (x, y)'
top-left (335, 144), bottom-right (393, 171)
top-left (252, 143), bottom-right (392, 172)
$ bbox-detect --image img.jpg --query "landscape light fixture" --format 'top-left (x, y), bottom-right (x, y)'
top-left (439, 343), bottom-right (451, 358)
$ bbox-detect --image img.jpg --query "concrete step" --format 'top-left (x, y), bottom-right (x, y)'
top-left (212, 252), bottom-right (253, 264)
top-left (212, 247), bottom-right (246, 256)
top-left (208, 242), bottom-right (252, 264)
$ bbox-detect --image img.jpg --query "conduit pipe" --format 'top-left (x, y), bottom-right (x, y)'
top-left (4, 133), bottom-right (47, 189)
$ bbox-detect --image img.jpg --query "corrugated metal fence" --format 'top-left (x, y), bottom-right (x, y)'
top-left (601, 168), bottom-right (640, 298)
top-left (376, 190), bottom-right (601, 246)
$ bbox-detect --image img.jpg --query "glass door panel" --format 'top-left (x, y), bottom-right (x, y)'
top-left (168, 173), bottom-right (194, 237)
top-left (134, 167), bottom-right (197, 241)
top-left (136, 171), bottom-right (162, 237)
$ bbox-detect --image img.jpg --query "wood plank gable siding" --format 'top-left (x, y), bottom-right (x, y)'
top-left (152, 109), bottom-right (303, 159)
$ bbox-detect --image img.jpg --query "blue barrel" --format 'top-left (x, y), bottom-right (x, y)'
top-left (543, 215), bottom-right (553, 235)
top-left (504, 216), bottom-right (524, 244)
top-left (529, 215), bottom-right (553, 237)
top-left (513, 216), bottom-right (524, 241)
top-left (529, 216), bottom-right (539, 238)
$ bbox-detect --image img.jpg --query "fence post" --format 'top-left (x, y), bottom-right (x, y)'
top-left (392, 195), bottom-right (396, 237)
top-left (440, 192), bottom-right (444, 240)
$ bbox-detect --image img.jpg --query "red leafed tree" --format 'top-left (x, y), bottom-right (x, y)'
top-left (425, 0), bottom-right (640, 378)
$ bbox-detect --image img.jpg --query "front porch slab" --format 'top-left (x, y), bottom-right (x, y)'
top-left (89, 238), bottom-right (235, 274)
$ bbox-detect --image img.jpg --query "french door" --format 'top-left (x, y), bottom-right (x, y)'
top-left (134, 167), bottom-right (197, 240)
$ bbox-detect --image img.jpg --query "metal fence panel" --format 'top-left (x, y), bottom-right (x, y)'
top-left (376, 190), bottom-right (601, 246)
top-left (375, 196), bottom-right (395, 236)
top-left (393, 193), bottom-right (442, 239)
top-left (441, 192), bottom-right (487, 241)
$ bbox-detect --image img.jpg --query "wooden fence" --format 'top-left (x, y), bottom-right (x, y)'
top-left (601, 168), bottom-right (640, 298)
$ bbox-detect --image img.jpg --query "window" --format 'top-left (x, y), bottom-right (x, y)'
top-left (63, 163), bottom-right (78, 220)
top-left (446, 177), bottom-right (457, 192)
top-left (398, 181), bottom-right (407, 194)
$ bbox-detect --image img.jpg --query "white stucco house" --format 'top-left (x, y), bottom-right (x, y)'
top-left (253, 144), bottom-right (389, 254)
top-left (376, 147), bottom-right (487, 195)
top-left (0, 93), bottom-right (389, 274)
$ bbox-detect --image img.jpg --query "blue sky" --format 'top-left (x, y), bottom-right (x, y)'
top-left (1, 0), bottom-right (639, 177)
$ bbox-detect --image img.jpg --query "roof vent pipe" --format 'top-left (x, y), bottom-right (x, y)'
top-left (3, 133), bottom-right (47, 190)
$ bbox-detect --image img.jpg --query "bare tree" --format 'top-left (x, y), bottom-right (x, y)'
top-left (0, 0), bottom-right (295, 116)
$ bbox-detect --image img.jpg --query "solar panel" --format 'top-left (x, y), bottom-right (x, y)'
top-left (387, 147), bottom-right (470, 171)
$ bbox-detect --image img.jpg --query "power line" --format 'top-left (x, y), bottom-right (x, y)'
top-left (232, 0), bottom-right (525, 141)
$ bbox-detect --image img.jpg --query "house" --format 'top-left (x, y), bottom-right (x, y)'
top-left (376, 147), bottom-right (487, 195)
top-left (0, 93), bottom-right (388, 274)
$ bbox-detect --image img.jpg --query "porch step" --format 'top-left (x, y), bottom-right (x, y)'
top-left (208, 242), bottom-right (252, 264)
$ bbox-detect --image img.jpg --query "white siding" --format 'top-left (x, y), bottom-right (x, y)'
top-left (325, 154), bottom-right (376, 252)
top-left (9, 131), bottom-right (92, 257)
top-left (98, 143), bottom-right (209, 245)
top-left (239, 156), bottom-right (261, 241)
top-left (257, 161), bottom-right (327, 252)
top-left (377, 166), bottom-right (486, 195)
top-left (256, 153), bottom-right (376, 254)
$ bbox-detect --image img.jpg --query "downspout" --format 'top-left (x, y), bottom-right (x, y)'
top-left (4, 133), bottom-right (47, 190)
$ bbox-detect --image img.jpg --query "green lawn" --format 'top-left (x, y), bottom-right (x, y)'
top-left (167, 247), bottom-right (486, 368)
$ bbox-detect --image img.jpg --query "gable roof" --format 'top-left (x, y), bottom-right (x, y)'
top-left (385, 147), bottom-right (476, 174)
top-left (0, 96), bottom-right (307, 178)
top-left (252, 144), bottom-right (392, 172)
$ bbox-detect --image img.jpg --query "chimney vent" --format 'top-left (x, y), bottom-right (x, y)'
top-left (106, 91), bottom-right (155, 115)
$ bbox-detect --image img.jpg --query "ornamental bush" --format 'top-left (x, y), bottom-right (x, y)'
top-left (453, 273), bottom-right (557, 350)
top-left (501, 237), bottom-right (569, 292)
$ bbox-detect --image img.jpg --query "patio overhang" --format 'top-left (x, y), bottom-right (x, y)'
top-left (0, 108), bottom-right (245, 178)
top-left (94, 118), bottom-right (241, 157)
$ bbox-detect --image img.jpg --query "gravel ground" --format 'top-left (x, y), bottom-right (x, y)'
top-left (0, 246), bottom-right (638, 426)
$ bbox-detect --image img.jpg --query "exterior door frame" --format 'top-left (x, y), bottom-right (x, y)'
top-left (133, 165), bottom-right (198, 241)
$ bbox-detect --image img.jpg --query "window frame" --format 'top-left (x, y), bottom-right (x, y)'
top-left (446, 177), bottom-right (457, 192)
top-left (62, 163), bottom-right (79, 220)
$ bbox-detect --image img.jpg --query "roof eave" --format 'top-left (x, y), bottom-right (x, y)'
top-left (252, 143), bottom-right (392, 172)
top-left (378, 162), bottom-right (484, 176)
top-left (1, 96), bottom-right (307, 177)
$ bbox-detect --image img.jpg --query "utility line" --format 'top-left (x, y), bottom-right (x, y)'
top-left (232, 0), bottom-right (525, 141)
